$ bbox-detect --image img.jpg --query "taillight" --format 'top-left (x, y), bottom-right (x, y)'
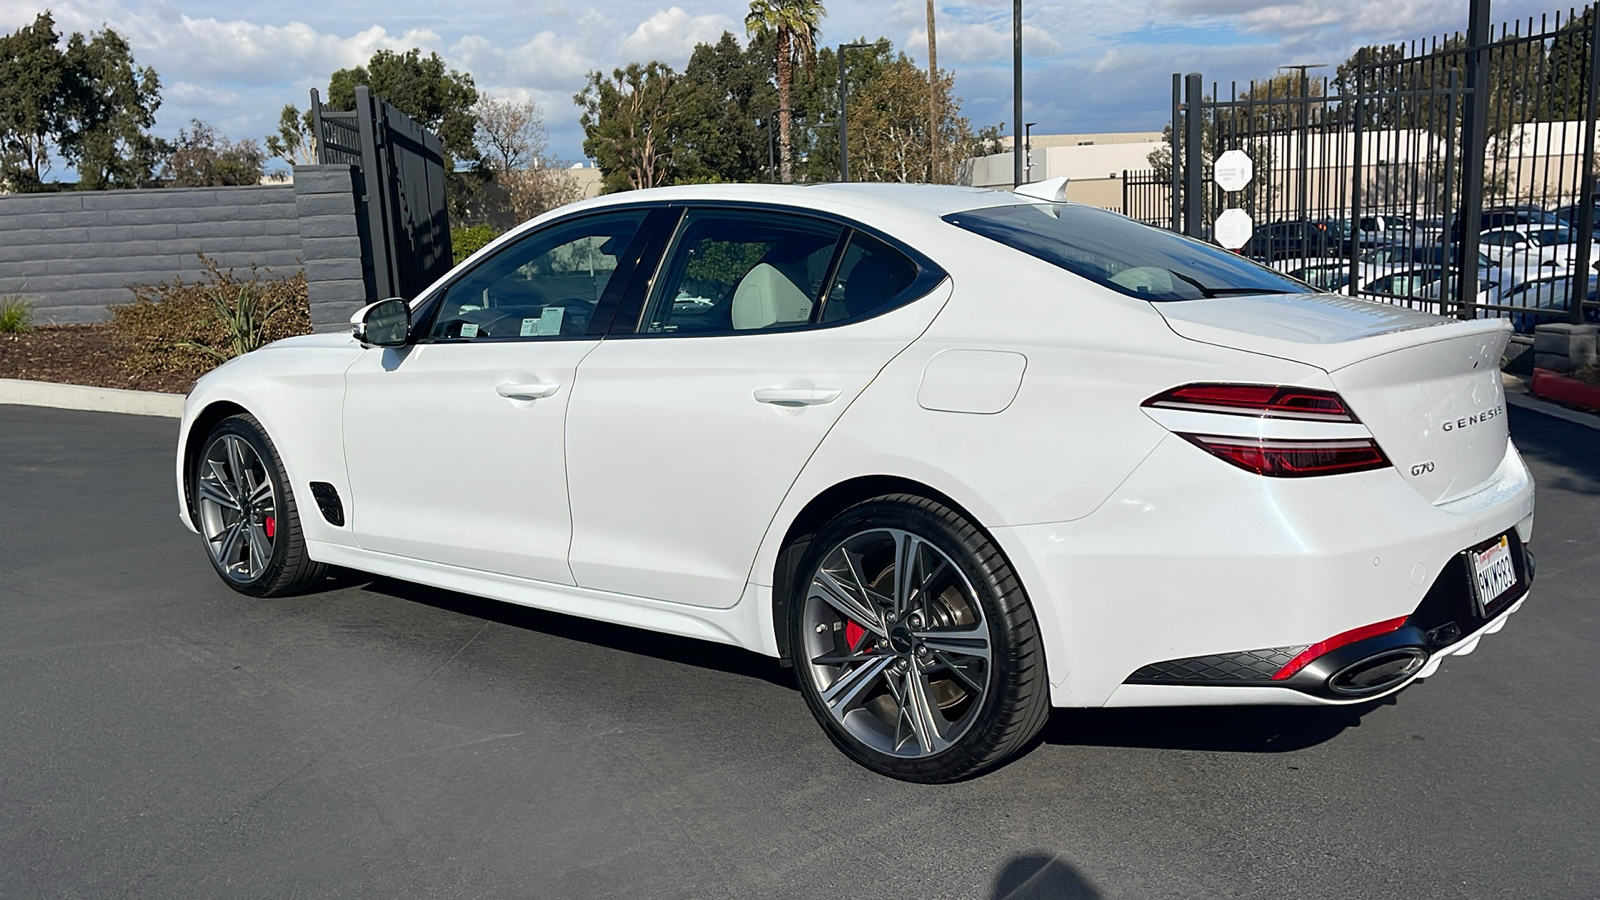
top-left (1146, 384), bottom-right (1391, 477)
top-left (1180, 434), bottom-right (1390, 478)
top-left (1272, 616), bottom-right (1410, 680)
top-left (1142, 383), bottom-right (1360, 422)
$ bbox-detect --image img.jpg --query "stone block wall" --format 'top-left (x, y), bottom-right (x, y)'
top-left (0, 165), bottom-right (374, 330)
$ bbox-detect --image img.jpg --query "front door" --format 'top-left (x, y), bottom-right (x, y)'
top-left (563, 207), bottom-right (947, 607)
top-left (342, 209), bottom-right (650, 584)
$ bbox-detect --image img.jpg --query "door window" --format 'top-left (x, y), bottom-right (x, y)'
top-left (428, 211), bottom-right (647, 341)
top-left (640, 210), bottom-right (845, 335)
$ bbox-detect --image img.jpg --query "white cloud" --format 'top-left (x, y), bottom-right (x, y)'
top-left (452, 31), bottom-right (592, 87)
top-left (906, 21), bottom-right (1059, 64)
top-left (618, 7), bottom-right (739, 67)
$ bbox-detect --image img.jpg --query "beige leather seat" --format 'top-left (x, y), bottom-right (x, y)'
top-left (730, 263), bottom-right (813, 330)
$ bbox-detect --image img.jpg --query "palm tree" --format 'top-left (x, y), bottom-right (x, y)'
top-left (745, 0), bottom-right (825, 183)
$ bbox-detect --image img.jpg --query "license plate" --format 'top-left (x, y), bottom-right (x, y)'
top-left (1470, 534), bottom-right (1519, 615)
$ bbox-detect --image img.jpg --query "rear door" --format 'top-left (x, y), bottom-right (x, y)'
top-left (563, 206), bottom-right (948, 608)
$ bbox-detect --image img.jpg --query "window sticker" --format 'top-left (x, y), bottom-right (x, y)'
top-left (460, 323), bottom-right (479, 338)
top-left (520, 317), bottom-right (539, 337)
top-left (536, 307), bottom-right (565, 336)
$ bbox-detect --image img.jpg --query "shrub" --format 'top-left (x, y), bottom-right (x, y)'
top-left (0, 295), bottom-right (33, 333)
top-left (452, 224), bottom-right (499, 265)
top-left (110, 256), bottom-right (310, 377)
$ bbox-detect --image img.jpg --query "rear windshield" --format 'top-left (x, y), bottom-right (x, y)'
top-left (943, 204), bottom-right (1314, 302)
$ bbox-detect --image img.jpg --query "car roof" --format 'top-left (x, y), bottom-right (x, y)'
top-left (553, 182), bottom-right (1030, 222)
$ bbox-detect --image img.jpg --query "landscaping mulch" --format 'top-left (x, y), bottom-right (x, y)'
top-left (0, 325), bottom-right (195, 394)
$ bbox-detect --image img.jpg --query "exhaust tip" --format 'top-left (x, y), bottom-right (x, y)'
top-left (1327, 647), bottom-right (1430, 697)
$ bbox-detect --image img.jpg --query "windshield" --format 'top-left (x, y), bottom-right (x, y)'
top-left (944, 204), bottom-right (1313, 302)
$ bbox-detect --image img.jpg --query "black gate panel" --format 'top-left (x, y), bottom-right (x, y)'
top-left (311, 86), bottom-right (453, 303)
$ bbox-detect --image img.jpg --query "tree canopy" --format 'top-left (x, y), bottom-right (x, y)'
top-left (327, 49), bottom-right (479, 162)
top-left (0, 12), bottom-right (163, 191)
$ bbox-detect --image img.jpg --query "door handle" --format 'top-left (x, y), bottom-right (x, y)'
top-left (752, 386), bottom-right (842, 406)
top-left (496, 381), bottom-right (560, 400)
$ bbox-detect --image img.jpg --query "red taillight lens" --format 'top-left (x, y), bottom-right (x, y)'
top-left (1181, 434), bottom-right (1391, 477)
top-left (1272, 616), bottom-right (1410, 680)
top-left (1143, 383), bottom-right (1359, 422)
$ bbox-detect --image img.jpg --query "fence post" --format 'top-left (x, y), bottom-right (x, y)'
top-left (1455, 0), bottom-right (1492, 320)
top-left (1171, 73), bottom-right (1183, 231)
top-left (1349, 49), bottom-right (1364, 296)
top-left (1184, 72), bottom-right (1205, 238)
top-left (1569, 8), bottom-right (1600, 324)
top-left (1442, 69), bottom-right (1461, 313)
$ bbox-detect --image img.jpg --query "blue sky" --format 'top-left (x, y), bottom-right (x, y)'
top-left (0, 0), bottom-right (1570, 170)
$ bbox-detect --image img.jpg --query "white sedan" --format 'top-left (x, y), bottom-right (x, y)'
top-left (176, 184), bottom-right (1535, 782)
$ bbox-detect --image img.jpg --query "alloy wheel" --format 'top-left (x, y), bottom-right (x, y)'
top-left (800, 528), bottom-right (992, 758)
top-left (196, 433), bottom-right (278, 583)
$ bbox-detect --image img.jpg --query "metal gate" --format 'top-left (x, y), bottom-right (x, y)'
top-left (311, 85), bottom-right (453, 303)
top-left (1150, 0), bottom-right (1600, 328)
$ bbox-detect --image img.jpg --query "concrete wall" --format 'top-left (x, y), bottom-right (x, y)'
top-left (0, 165), bottom-right (372, 328)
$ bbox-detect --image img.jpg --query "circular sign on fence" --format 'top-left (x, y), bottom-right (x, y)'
top-left (1213, 208), bottom-right (1254, 251)
top-left (1213, 149), bottom-right (1254, 193)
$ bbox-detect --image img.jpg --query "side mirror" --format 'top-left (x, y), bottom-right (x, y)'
top-left (351, 298), bottom-right (411, 347)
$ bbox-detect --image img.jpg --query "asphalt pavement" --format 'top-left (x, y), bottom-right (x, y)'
top-left (1, 403), bottom-right (1596, 899)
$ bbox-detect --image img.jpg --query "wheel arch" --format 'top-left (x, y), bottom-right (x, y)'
top-left (181, 399), bottom-right (252, 517)
top-left (768, 475), bottom-right (999, 664)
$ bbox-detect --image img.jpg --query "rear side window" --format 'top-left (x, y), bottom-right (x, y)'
top-left (821, 232), bottom-right (918, 323)
top-left (944, 204), bottom-right (1313, 302)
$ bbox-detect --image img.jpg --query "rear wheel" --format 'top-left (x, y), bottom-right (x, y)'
top-left (790, 494), bottom-right (1051, 782)
top-left (192, 414), bottom-right (325, 597)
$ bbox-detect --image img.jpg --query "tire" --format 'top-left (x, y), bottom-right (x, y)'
top-left (190, 413), bottom-right (326, 597)
top-left (788, 494), bottom-right (1051, 782)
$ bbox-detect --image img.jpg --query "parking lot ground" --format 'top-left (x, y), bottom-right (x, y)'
top-left (2, 404), bottom-right (1597, 899)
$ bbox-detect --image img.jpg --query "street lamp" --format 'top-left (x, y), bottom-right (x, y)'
top-left (1013, 0), bottom-right (1023, 187)
top-left (1024, 121), bottom-right (1037, 184)
top-left (838, 42), bottom-right (872, 182)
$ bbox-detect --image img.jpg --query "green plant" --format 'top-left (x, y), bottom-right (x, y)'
top-left (175, 283), bottom-right (288, 361)
top-left (0, 295), bottom-right (33, 333)
top-left (109, 255), bottom-right (310, 377)
top-left (452, 224), bottom-right (499, 264)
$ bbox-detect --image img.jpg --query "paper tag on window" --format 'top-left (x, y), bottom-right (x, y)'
top-left (460, 323), bottom-right (479, 338)
top-left (536, 307), bottom-right (565, 336)
top-left (520, 318), bottom-right (538, 337)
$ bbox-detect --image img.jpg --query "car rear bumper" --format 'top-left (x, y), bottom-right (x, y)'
top-left (991, 434), bottom-right (1536, 708)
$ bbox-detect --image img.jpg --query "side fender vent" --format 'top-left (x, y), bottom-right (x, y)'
top-left (309, 482), bottom-right (345, 527)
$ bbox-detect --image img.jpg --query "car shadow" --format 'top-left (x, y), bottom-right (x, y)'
top-left (327, 572), bottom-right (1384, 753)
top-left (1038, 697), bottom-right (1388, 753)
top-left (353, 574), bottom-right (797, 690)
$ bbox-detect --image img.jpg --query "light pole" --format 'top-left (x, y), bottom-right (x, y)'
top-left (1024, 121), bottom-right (1037, 183)
top-left (838, 42), bottom-right (872, 182)
top-left (1278, 63), bottom-right (1326, 221)
top-left (1013, 0), bottom-right (1023, 187)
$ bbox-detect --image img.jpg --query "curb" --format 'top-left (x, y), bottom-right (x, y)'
top-left (0, 378), bottom-right (183, 418)
top-left (1506, 388), bottom-right (1600, 431)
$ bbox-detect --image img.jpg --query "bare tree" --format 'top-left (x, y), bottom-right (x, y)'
top-left (475, 94), bottom-right (576, 223)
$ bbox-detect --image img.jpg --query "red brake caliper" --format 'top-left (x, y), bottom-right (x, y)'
top-left (264, 516), bottom-right (276, 539)
top-left (845, 620), bottom-right (867, 652)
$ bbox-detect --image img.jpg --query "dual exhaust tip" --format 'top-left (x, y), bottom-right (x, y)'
top-left (1284, 625), bottom-right (1434, 699)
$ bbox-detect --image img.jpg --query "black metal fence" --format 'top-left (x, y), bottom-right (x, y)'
top-left (1144, 0), bottom-right (1600, 329)
top-left (312, 86), bottom-right (453, 302)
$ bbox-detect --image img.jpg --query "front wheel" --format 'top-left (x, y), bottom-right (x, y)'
top-left (191, 413), bottom-right (325, 597)
top-left (790, 495), bottom-right (1051, 782)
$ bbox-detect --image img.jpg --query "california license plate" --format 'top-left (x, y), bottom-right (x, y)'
top-left (1470, 534), bottom-right (1519, 615)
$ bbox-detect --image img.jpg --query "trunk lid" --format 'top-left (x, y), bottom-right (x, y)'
top-left (1156, 293), bottom-right (1511, 504)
